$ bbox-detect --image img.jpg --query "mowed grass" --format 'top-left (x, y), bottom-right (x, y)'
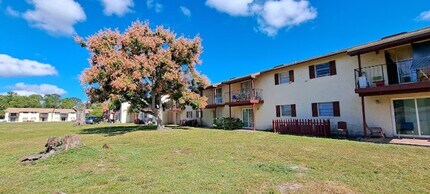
top-left (0, 123), bottom-right (429, 193)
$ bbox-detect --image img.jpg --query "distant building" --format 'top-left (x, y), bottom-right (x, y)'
top-left (4, 108), bottom-right (91, 123)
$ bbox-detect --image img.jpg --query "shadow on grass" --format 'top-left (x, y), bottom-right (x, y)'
top-left (80, 125), bottom-right (157, 136)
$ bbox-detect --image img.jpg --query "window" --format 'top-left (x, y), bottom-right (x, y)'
top-left (318, 103), bottom-right (334, 116)
top-left (281, 105), bottom-right (292, 117)
top-left (279, 72), bottom-right (290, 84)
top-left (309, 61), bottom-right (336, 79)
top-left (315, 63), bottom-right (330, 78)
top-left (276, 104), bottom-right (296, 117)
top-left (61, 117), bottom-right (67, 122)
top-left (275, 70), bottom-right (294, 85)
top-left (312, 101), bottom-right (340, 117)
top-left (196, 111), bottom-right (202, 118)
top-left (186, 111), bottom-right (193, 118)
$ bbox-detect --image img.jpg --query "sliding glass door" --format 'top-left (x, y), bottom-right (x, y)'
top-left (393, 97), bottom-right (430, 137)
top-left (242, 109), bottom-right (254, 129)
top-left (417, 98), bottom-right (430, 136)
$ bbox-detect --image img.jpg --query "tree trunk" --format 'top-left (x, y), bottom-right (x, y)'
top-left (156, 97), bottom-right (164, 130)
top-left (20, 135), bottom-right (83, 164)
top-left (73, 104), bottom-right (86, 126)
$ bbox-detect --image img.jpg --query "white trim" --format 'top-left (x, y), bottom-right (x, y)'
top-left (390, 96), bottom-right (430, 138)
top-left (242, 108), bottom-right (254, 129)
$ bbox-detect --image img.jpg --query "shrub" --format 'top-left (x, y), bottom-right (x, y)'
top-left (213, 117), bottom-right (243, 130)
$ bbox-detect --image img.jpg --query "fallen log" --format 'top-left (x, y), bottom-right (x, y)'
top-left (19, 135), bottom-right (83, 164)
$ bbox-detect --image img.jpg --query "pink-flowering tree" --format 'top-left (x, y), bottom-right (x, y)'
top-left (76, 21), bottom-right (208, 129)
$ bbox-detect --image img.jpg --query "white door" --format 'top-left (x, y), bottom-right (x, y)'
top-left (242, 109), bottom-right (254, 128)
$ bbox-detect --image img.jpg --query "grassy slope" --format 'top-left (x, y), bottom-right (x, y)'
top-left (0, 123), bottom-right (429, 193)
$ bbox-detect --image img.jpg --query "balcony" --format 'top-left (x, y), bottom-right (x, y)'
top-left (205, 95), bottom-right (224, 109)
top-left (224, 89), bottom-right (264, 107)
top-left (354, 58), bottom-right (430, 96)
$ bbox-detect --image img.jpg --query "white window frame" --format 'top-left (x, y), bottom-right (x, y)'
top-left (315, 63), bottom-right (331, 78)
top-left (390, 96), bottom-right (430, 138)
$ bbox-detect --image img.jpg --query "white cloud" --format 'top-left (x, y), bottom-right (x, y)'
top-left (205, 0), bottom-right (317, 36)
top-left (417, 10), bottom-right (430, 21)
top-left (0, 54), bottom-right (58, 77)
top-left (205, 0), bottom-right (253, 16)
top-left (147, 0), bottom-right (163, 13)
top-left (6, 6), bottom-right (20, 17)
top-left (257, 0), bottom-right (317, 36)
top-left (23, 0), bottom-right (86, 36)
top-left (8, 83), bottom-right (67, 96)
top-left (100, 0), bottom-right (134, 17)
top-left (180, 6), bottom-right (191, 17)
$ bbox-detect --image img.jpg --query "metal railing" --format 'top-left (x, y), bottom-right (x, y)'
top-left (354, 64), bottom-right (385, 88)
top-left (225, 89), bottom-right (263, 103)
top-left (355, 57), bottom-right (430, 89)
top-left (206, 93), bottom-right (224, 105)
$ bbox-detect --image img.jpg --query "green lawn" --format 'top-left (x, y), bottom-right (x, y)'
top-left (0, 123), bottom-right (429, 193)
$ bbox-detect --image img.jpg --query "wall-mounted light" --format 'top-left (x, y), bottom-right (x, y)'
top-left (375, 99), bottom-right (381, 104)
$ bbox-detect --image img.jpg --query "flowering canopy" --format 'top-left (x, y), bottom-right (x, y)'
top-left (76, 21), bottom-right (208, 128)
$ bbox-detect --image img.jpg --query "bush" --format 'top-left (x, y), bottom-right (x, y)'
top-left (213, 117), bottom-right (243, 130)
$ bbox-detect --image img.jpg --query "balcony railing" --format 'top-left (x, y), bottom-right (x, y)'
top-left (206, 93), bottom-right (224, 105)
top-left (354, 64), bottom-right (386, 88)
top-left (225, 89), bottom-right (263, 103)
top-left (354, 57), bottom-right (430, 89)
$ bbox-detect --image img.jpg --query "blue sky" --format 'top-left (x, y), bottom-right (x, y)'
top-left (0, 0), bottom-right (429, 100)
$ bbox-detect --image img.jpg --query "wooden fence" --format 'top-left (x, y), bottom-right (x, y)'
top-left (273, 119), bottom-right (331, 137)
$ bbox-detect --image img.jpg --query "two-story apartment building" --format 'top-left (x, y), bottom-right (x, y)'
top-left (195, 27), bottom-right (430, 138)
top-left (4, 108), bottom-right (91, 123)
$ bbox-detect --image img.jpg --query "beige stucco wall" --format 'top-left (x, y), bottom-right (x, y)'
top-left (365, 92), bottom-right (430, 137)
top-left (254, 53), bottom-right (363, 134)
top-left (197, 44), bottom-right (428, 137)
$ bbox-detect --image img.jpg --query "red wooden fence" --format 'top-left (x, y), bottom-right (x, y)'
top-left (273, 119), bottom-right (331, 137)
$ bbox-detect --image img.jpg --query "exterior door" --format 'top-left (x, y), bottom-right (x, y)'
top-left (215, 88), bottom-right (222, 104)
top-left (242, 109), bottom-right (254, 128)
top-left (417, 98), bottom-right (430, 136)
top-left (393, 97), bottom-right (430, 137)
top-left (241, 81), bottom-right (252, 100)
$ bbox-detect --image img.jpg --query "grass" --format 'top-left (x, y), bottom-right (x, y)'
top-left (0, 122), bottom-right (429, 193)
